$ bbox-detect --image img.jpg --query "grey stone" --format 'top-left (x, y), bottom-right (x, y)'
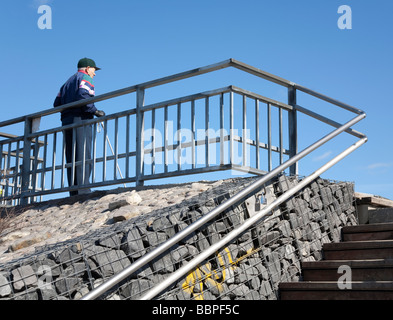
top-left (62, 262), bottom-right (87, 277)
top-left (195, 234), bottom-right (210, 251)
top-left (121, 227), bottom-right (146, 258)
top-left (172, 245), bottom-right (189, 263)
top-left (310, 181), bottom-right (320, 196)
top-left (186, 244), bottom-right (199, 257)
top-left (228, 283), bottom-right (250, 297)
top-left (215, 221), bottom-right (227, 234)
top-left (0, 273), bottom-right (11, 297)
top-left (204, 278), bottom-right (223, 297)
top-left (56, 246), bottom-right (82, 267)
top-left (310, 196), bottom-right (323, 210)
top-left (177, 288), bottom-right (192, 300)
top-left (32, 257), bottom-right (62, 278)
top-left (177, 221), bottom-right (198, 245)
top-left (85, 245), bottom-right (131, 278)
top-left (238, 241), bottom-right (254, 257)
top-left (306, 222), bottom-right (322, 241)
top-left (13, 290), bottom-right (39, 300)
top-left (120, 279), bottom-right (154, 300)
top-left (205, 223), bottom-right (221, 244)
top-left (145, 231), bottom-right (167, 247)
top-left (151, 216), bottom-right (176, 238)
top-left (302, 187), bottom-right (312, 202)
top-left (98, 234), bottom-right (122, 250)
top-left (260, 230), bottom-right (280, 245)
top-left (55, 277), bottom-right (80, 295)
top-left (265, 251), bottom-right (281, 283)
top-left (277, 175), bottom-right (292, 193)
top-left (250, 260), bottom-right (269, 281)
top-left (112, 205), bottom-right (142, 222)
top-left (245, 290), bottom-right (260, 300)
top-left (39, 286), bottom-right (58, 300)
top-left (287, 212), bottom-right (299, 229)
top-left (151, 252), bottom-right (174, 274)
top-left (277, 220), bottom-right (292, 237)
top-left (108, 191), bottom-right (142, 211)
top-left (296, 240), bottom-right (311, 258)
top-left (73, 285), bottom-right (90, 300)
top-left (284, 244), bottom-right (296, 262)
top-left (12, 265), bottom-right (38, 291)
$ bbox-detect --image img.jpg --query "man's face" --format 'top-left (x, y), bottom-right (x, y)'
top-left (86, 67), bottom-right (96, 78)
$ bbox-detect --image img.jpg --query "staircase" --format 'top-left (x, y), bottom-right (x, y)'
top-left (279, 222), bottom-right (393, 300)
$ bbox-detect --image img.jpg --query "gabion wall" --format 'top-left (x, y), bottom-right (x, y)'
top-left (0, 175), bottom-right (357, 300)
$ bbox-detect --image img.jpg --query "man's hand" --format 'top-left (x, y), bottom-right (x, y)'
top-left (95, 110), bottom-right (105, 117)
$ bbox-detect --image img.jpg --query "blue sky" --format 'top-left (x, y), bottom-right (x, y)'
top-left (1, 0), bottom-right (392, 200)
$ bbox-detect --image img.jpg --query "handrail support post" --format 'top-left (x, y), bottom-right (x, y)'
top-left (136, 87), bottom-right (145, 187)
top-left (288, 86), bottom-right (298, 176)
top-left (20, 117), bottom-right (33, 205)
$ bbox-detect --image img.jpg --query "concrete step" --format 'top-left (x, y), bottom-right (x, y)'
top-left (342, 222), bottom-right (393, 241)
top-left (279, 219), bottom-right (393, 300)
top-left (323, 240), bottom-right (393, 260)
top-left (279, 281), bottom-right (393, 300)
top-left (301, 259), bottom-right (393, 281)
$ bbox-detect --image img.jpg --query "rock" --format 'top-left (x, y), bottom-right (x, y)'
top-left (145, 231), bottom-right (167, 247)
top-left (151, 251), bottom-right (174, 274)
top-left (85, 245), bottom-right (131, 277)
top-left (151, 216), bottom-right (176, 238)
top-left (260, 230), bottom-right (280, 245)
top-left (98, 234), bottom-right (122, 250)
top-left (121, 227), bottom-right (146, 258)
top-left (119, 279), bottom-right (154, 300)
top-left (0, 273), bottom-right (11, 297)
top-left (9, 232), bottom-right (52, 252)
top-left (39, 286), bottom-right (58, 300)
top-left (32, 256), bottom-right (62, 278)
top-left (14, 290), bottom-right (39, 300)
top-left (112, 205), bottom-right (141, 222)
top-left (204, 278), bottom-right (223, 296)
top-left (259, 280), bottom-right (273, 297)
top-left (277, 220), bottom-right (291, 237)
top-left (56, 246), bottom-right (82, 267)
top-left (55, 277), bottom-right (80, 295)
top-left (191, 182), bottom-right (211, 192)
top-left (12, 265), bottom-right (38, 291)
top-left (228, 283), bottom-right (250, 298)
top-left (0, 230), bottom-right (31, 244)
top-left (108, 190), bottom-right (142, 211)
top-left (73, 285), bottom-right (90, 300)
top-left (171, 245), bottom-right (189, 262)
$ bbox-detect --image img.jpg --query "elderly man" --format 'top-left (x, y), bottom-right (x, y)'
top-left (54, 57), bottom-right (105, 196)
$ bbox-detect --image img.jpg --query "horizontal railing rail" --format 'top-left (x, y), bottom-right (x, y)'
top-left (0, 59), bottom-right (361, 128)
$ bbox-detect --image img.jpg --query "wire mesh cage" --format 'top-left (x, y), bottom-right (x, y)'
top-left (0, 175), bottom-right (357, 300)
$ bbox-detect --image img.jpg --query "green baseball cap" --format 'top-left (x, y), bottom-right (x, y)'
top-left (77, 57), bottom-right (101, 70)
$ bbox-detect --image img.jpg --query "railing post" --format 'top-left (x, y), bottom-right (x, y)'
top-left (136, 87), bottom-right (145, 187)
top-left (20, 117), bottom-right (32, 205)
top-left (288, 86), bottom-right (298, 176)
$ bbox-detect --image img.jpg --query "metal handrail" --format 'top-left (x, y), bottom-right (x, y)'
top-left (0, 58), bottom-right (367, 229)
top-left (81, 112), bottom-right (366, 300)
top-left (140, 137), bottom-right (367, 300)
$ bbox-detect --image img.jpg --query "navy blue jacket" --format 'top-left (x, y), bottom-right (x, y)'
top-left (54, 70), bottom-right (97, 121)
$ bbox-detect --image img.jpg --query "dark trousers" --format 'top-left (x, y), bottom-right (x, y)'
top-left (62, 116), bottom-right (92, 196)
